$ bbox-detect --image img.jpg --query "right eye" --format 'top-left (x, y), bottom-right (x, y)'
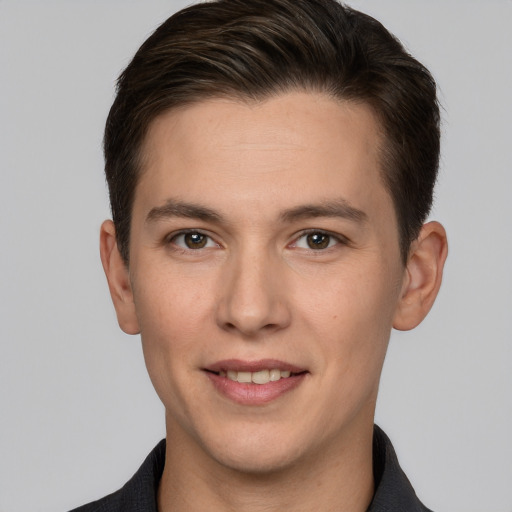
top-left (168, 231), bottom-right (218, 250)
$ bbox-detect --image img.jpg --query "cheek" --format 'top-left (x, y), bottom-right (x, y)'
top-left (131, 270), bottom-right (213, 397)
top-left (134, 266), bottom-right (213, 339)
top-left (301, 262), bottom-right (401, 366)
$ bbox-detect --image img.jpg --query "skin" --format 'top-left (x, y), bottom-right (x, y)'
top-left (100, 92), bottom-right (447, 512)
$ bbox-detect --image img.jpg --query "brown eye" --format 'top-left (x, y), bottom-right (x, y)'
top-left (184, 232), bottom-right (207, 249)
top-left (306, 232), bottom-right (331, 250)
top-left (292, 230), bottom-right (342, 251)
top-left (170, 231), bottom-right (216, 250)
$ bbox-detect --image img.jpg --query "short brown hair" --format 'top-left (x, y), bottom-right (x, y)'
top-left (104, 0), bottom-right (440, 264)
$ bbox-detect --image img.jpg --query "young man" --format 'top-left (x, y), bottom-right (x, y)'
top-left (73, 0), bottom-right (447, 510)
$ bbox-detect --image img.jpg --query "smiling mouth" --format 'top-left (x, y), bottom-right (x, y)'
top-left (204, 360), bottom-right (308, 404)
top-left (204, 359), bottom-right (308, 385)
top-left (209, 369), bottom-right (302, 385)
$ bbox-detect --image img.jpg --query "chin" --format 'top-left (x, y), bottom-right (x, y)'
top-left (199, 423), bottom-right (315, 476)
top-left (214, 446), bottom-right (301, 476)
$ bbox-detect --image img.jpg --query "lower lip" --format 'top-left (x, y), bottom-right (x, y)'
top-left (205, 372), bottom-right (307, 405)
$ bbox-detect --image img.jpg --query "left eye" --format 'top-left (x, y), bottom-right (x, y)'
top-left (293, 231), bottom-right (340, 250)
top-left (170, 231), bottom-right (217, 250)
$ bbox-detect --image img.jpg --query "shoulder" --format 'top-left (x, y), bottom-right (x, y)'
top-left (68, 490), bottom-right (122, 512)
top-left (66, 439), bottom-right (166, 512)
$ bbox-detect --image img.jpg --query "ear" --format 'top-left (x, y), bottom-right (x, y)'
top-left (99, 220), bottom-right (140, 335)
top-left (393, 221), bottom-right (448, 331)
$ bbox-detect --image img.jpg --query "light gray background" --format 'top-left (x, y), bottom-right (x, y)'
top-left (1, 1), bottom-right (511, 511)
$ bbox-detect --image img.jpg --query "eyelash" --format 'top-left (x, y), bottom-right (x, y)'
top-left (165, 229), bottom-right (219, 252)
top-left (291, 229), bottom-right (349, 252)
top-left (164, 228), bottom-right (349, 253)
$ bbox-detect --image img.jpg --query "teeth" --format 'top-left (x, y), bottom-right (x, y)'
top-left (269, 369), bottom-right (281, 381)
top-left (252, 370), bottom-right (269, 384)
top-left (223, 369), bottom-right (294, 384)
top-left (237, 371), bottom-right (252, 383)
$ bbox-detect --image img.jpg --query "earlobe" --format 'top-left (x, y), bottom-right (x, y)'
top-left (99, 220), bottom-right (140, 335)
top-left (393, 221), bottom-right (448, 331)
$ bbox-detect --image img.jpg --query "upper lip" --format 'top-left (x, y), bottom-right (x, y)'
top-left (205, 359), bottom-right (307, 373)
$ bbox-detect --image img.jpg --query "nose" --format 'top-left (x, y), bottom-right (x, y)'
top-left (215, 247), bottom-right (292, 338)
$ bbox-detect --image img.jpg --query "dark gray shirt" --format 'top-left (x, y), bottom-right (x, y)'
top-left (69, 425), bottom-right (433, 512)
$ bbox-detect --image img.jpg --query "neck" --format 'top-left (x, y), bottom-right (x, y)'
top-left (157, 418), bottom-right (375, 512)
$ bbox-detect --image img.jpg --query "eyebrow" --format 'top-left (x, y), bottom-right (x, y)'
top-left (145, 198), bottom-right (368, 225)
top-left (146, 200), bottom-right (224, 224)
top-left (280, 199), bottom-right (368, 224)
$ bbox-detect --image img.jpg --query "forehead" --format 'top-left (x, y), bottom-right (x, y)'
top-left (136, 92), bottom-right (390, 222)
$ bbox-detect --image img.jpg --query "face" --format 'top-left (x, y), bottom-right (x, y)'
top-left (119, 92), bottom-right (408, 473)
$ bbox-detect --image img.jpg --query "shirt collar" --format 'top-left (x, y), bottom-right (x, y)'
top-left (367, 425), bottom-right (432, 511)
top-left (115, 425), bottom-right (432, 512)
